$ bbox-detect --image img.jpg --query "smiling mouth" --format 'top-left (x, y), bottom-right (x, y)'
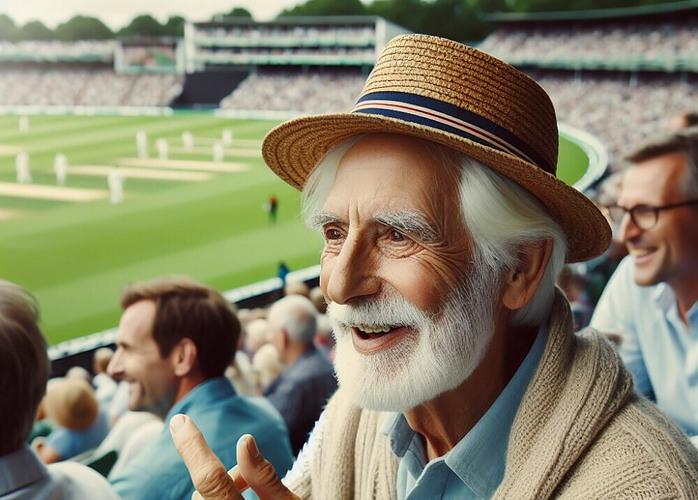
top-left (629, 248), bottom-right (653, 257)
top-left (354, 324), bottom-right (397, 339)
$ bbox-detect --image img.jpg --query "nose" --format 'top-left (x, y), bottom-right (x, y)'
top-left (107, 348), bottom-right (125, 381)
top-left (322, 232), bottom-right (379, 305)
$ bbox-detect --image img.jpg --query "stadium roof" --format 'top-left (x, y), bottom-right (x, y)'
top-left (480, 0), bottom-right (698, 23)
top-left (197, 15), bottom-right (394, 28)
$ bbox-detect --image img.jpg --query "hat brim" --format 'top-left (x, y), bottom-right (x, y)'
top-left (262, 112), bottom-right (611, 263)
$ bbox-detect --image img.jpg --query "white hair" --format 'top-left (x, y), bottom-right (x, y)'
top-left (302, 135), bottom-right (567, 327)
top-left (268, 295), bottom-right (318, 346)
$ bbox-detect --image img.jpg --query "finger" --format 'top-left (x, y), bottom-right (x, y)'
top-left (235, 434), bottom-right (300, 500)
top-left (228, 465), bottom-right (249, 493)
top-left (170, 414), bottom-right (242, 500)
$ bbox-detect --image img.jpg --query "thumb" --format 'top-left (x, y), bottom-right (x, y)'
top-left (232, 434), bottom-right (300, 500)
top-left (170, 414), bottom-right (242, 500)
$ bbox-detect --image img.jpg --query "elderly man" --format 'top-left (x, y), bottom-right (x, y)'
top-left (591, 128), bottom-right (698, 446)
top-left (170, 35), bottom-right (698, 499)
top-left (0, 280), bottom-right (120, 500)
top-left (107, 276), bottom-right (294, 500)
top-left (264, 295), bottom-right (337, 454)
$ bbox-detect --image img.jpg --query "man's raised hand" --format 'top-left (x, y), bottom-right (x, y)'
top-left (170, 414), bottom-right (300, 500)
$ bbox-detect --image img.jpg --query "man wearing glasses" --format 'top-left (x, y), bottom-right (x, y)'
top-left (591, 127), bottom-right (698, 447)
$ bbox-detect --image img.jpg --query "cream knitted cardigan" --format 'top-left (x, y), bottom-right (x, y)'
top-left (284, 290), bottom-right (698, 499)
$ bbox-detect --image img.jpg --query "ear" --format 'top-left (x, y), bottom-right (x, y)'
top-left (172, 338), bottom-right (198, 377)
top-left (501, 238), bottom-right (553, 311)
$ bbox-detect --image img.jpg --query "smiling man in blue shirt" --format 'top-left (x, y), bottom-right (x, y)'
top-left (107, 276), bottom-right (294, 500)
top-left (591, 128), bottom-right (698, 446)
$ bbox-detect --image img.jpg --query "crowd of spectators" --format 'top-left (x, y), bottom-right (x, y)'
top-left (534, 71), bottom-right (698, 170)
top-left (219, 69), bottom-right (366, 113)
top-left (0, 66), bottom-right (184, 106)
top-left (5, 275), bottom-right (336, 499)
top-left (479, 19), bottom-right (698, 69)
top-left (194, 24), bottom-right (376, 47)
top-left (0, 40), bottom-right (115, 61)
top-left (476, 20), bottom-right (698, 171)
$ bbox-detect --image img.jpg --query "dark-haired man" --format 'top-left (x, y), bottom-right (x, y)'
top-left (108, 276), bottom-right (294, 500)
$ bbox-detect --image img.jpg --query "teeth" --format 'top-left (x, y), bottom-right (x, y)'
top-left (356, 324), bottom-right (392, 334)
top-left (630, 248), bottom-right (651, 257)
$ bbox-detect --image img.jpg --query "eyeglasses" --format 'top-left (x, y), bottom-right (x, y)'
top-left (607, 200), bottom-right (698, 230)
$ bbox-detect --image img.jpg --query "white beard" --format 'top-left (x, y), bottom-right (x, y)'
top-left (328, 264), bottom-right (500, 412)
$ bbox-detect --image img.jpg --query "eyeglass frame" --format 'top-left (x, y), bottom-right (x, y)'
top-left (606, 199), bottom-right (698, 230)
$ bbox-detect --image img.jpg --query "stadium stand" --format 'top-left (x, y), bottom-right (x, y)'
top-left (186, 16), bottom-right (409, 111)
top-left (478, 2), bottom-right (698, 172)
top-left (5, 6), bottom-right (697, 377)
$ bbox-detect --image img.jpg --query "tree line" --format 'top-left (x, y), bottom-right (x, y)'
top-left (0, 0), bottom-right (673, 43)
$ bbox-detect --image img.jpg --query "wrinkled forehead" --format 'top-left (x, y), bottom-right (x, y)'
top-left (329, 133), bottom-right (462, 209)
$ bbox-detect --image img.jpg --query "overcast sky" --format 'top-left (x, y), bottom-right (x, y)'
top-left (0, 0), bottom-right (305, 30)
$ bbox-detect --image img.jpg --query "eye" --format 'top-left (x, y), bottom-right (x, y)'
top-left (324, 227), bottom-right (342, 241)
top-left (390, 230), bottom-right (406, 242)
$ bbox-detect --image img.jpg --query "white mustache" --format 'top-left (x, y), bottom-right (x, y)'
top-left (327, 295), bottom-right (428, 331)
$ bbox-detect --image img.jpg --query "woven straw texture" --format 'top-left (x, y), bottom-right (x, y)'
top-left (262, 34), bottom-right (610, 263)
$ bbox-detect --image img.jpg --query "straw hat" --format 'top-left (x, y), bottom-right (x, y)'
top-left (42, 377), bottom-right (98, 431)
top-left (262, 34), bottom-right (610, 262)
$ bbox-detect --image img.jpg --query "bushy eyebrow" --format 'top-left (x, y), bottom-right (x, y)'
top-left (308, 210), bottom-right (439, 242)
top-left (375, 211), bottom-right (438, 242)
top-left (308, 212), bottom-right (342, 232)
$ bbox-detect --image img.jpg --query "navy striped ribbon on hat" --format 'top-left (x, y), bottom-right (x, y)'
top-left (351, 91), bottom-right (553, 175)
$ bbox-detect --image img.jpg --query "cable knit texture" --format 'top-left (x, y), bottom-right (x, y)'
top-left (284, 290), bottom-right (698, 499)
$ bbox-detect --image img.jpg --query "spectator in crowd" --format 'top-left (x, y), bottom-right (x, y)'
top-left (277, 261), bottom-right (290, 286)
top-left (252, 343), bottom-right (283, 393)
top-left (34, 377), bottom-right (110, 463)
top-left (107, 275), bottom-right (294, 500)
top-left (314, 313), bottom-right (335, 360)
top-left (591, 128), bottom-right (698, 446)
top-left (0, 280), bottom-right (120, 499)
top-left (308, 285), bottom-right (327, 314)
top-left (284, 279), bottom-right (310, 298)
top-left (668, 110), bottom-right (698, 130)
top-left (242, 317), bottom-right (269, 355)
top-left (65, 365), bottom-right (92, 384)
top-left (171, 35), bottom-right (698, 499)
top-left (264, 295), bottom-right (337, 454)
top-left (92, 347), bottom-right (118, 407)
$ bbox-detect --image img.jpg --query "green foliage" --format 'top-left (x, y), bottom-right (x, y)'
top-left (163, 16), bottom-right (186, 37)
top-left (17, 20), bottom-right (54, 40)
top-left (226, 7), bottom-right (254, 17)
top-left (0, 1), bottom-right (686, 42)
top-left (0, 14), bottom-right (18, 41)
top-left (54, 16), bottom-right (114, 40)
top-left (281, 0), bottom-right (368, 17)
top-left (117, 14), bottom-right (165, 38)
top-left (505, 0), bottom-right (674, 12)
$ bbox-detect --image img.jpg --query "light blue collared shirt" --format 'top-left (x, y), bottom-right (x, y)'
top-left (383, 326), bottom-right (547, 500)
top-left (0, 446), bottom-right (120, 500)
top-left (591, 255), bottom-right (698, 441)
top-left (111, 377), bottom-right (294, 500)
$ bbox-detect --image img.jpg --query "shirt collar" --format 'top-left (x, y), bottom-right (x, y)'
top-left (383, 324), bottom-right (548, 497)
top-left (0, 446), bottom-right (48, 495)
top-left (165, 376), bottom-right (236, 424)
top-left (652, 283), bottom-right (698, 325)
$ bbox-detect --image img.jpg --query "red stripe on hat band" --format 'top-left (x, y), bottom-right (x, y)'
top-left (352, 98), bottom-right (538, 167)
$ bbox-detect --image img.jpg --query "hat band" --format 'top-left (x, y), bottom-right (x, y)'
top-left (352, 91), bottom-right (553, 175)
